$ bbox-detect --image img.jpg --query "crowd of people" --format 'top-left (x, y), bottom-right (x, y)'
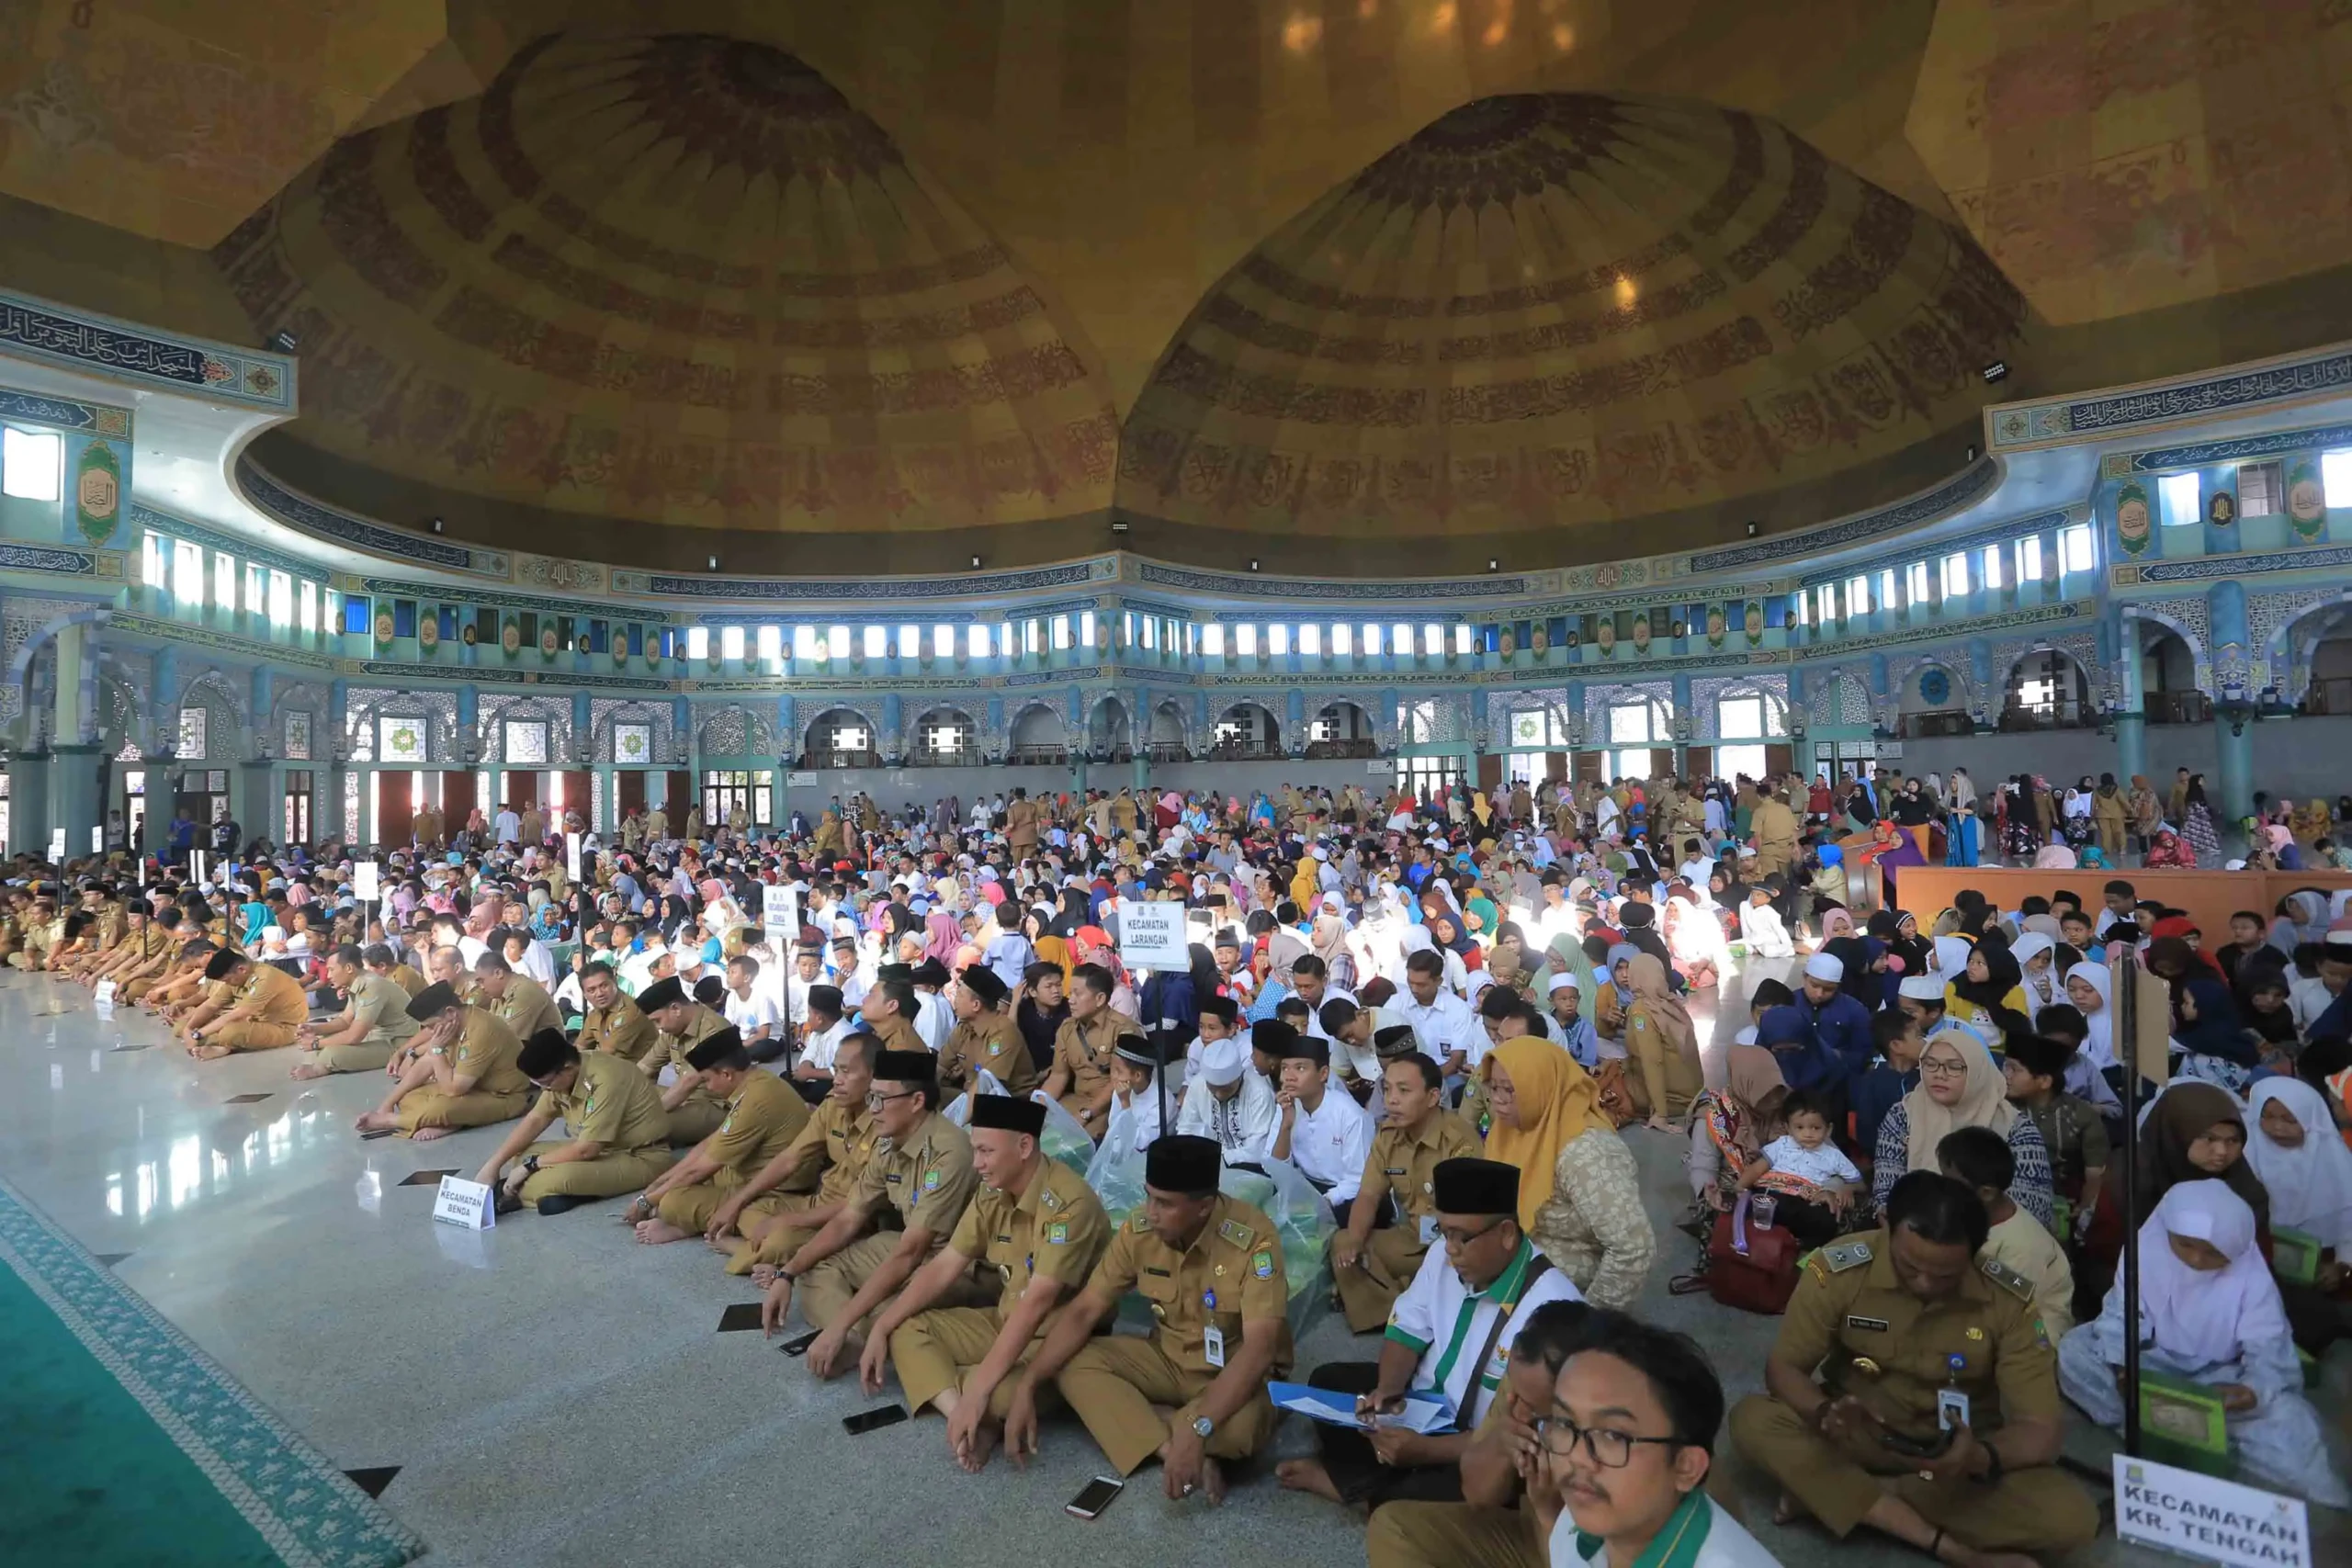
top-left (7, 761), bottom-right (2352, 1565)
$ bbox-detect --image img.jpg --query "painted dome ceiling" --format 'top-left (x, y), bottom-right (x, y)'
top-left (213, 31), bottom-right (1121, 565)
top-left (1115, 93), bottom-right (2030, 560)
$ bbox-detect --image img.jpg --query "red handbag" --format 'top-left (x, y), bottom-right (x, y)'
top-left (1704, 1193), bottom-right (1803, 1314)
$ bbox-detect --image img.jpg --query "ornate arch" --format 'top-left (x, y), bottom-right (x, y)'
top-left (2256, 589), bottom-right (2352, 699)
top-left (480, 694), bottom-right (575, 763)
top-left (694, 702), bottom-right (778, 759)
top-left (590, 699), bottom-right (675, 765)
top-left (797, 703), bottom-right (883, 758)
top-left (1, 601), bottom-right (109, 728)
top-left (1805, 669), bottom-right (1872, 728)
top-left (2126, 600), bottom-right (2212, 694)
top-left (1887, 654), bottom-right (1976, 713)
top-left (346, 689), bottom-right (460, 763)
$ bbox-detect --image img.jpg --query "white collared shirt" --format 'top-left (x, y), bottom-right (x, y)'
top-left (1269, 1086), bottom-right (1371, 1203)
top-left (1394, 987), bottom-right (1476, 1070)
top-left (914, 989), bottom-right (953, 1052)
top-left (1386, 1237), bottom-right (1582, 1428)
top-left (800, 1017), bottom-right (854, 1072)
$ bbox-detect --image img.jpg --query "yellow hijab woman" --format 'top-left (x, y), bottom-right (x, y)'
top-left (1480, 1036), bottom-right (1618, 1235)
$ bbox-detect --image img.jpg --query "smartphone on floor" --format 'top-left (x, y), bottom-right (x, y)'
top-left (1065, 1476), bottom-right (1125, 1519)
top-left (842, 1404), bottom-right (908, 1436)
top-left (778, 1329), bottom-right (820, 1357)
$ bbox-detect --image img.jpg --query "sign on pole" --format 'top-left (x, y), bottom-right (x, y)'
top-left (1117, 902), bottom-right (1189, 970)
top-left (564, 830), bottom-right (582, 882)
top-left (763, 883), bottom-right (799, 943)
top-left (90, 825), bottom-right (104, 854)
top-left (353, 860), bottom-right (381, 904)
top-left (432, 1177), bottom-right (497, 1231)
top-left (50, 828), bottom-right (66, 861)
top-left (2112, 1456), bottom-right (2308, 1568)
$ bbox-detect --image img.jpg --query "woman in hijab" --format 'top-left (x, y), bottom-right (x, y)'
top-left (2001, 776), bottom-right (2042, 862)
top-left (1823, 932), bottom-right (1888, 1014)
top-left (2059, 1180), bottom-right (2346, 1506)
top-left (2267, 890), bottom-right (2331, 956)
top-left (1623, 953), bottom-right (1702, 1132)
top-left (2181, 773), bottom-right (2222, 867)
top-left (2172, 974), bottom-right (2261, 1093)
top-left (1479, 1037), bottom-right (1655, 1309)
top-left (2011, 931), bottom-right (2062, 1013)
top-left (2246, 1077), bottom-right (2352, 1351)
top-left (1687, 1036), bottom-right (1790, 1215)
top-left (1871, 1028), bottom-right (2055, 1227)
top-left (2139, 1081), bottom-right (2270, 1232)
top-left (2143, 826), bottom-right (2197, 869)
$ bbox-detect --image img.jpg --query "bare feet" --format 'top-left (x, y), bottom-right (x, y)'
top-left (704, 1230), bottom-right (740, 1256)
top-left (411, 1126), bottom-right (453, 1142)
top-left (353, 1110), bottom-right (398, 1133)
top-left (1275, 1457), bottom-right (1344, 1503)
top-left (633, 1218), bottom-right (690, 1244)
top-left (1201, 1454), bottom-right (1228, 1506)
top-left (956, 1418), bottom-right (1001, 1474)
top-left (750, 1264), bottom-right (778, 1289)
top-left (1772, 1493), bottom-right (1804, 1527)
top-left (288, 1063), bottom-right (332, 1080)
top-left (189, 1044), bottom-right (232, 1061)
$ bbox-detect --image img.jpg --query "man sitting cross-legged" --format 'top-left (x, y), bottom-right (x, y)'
top-left (711, 1031), bottom-right (882, 1275)
top-left (759, 1049), bottom-right (989, 1379)
top-left (288, 943), bottom-right (418, 1079)
top-left (857, 1093), bottom-right (1112, 1472)
top-left (184, 948), bottom-right (310, 1060)
top-left (471, 1029), bottom-right (673, 1216)
top-left (353, 981), bottom-right (531, 1142)
top-left (626, 1026), bottom-right (810, 1244)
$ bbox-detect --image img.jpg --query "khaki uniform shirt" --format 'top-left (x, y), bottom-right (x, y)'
top-left (580, 997), bottom-right (658, 1063)
top-left (643, 1003), bottom-right (729, 1101)
top-left (1088, 1194), bottom-right (1295, 1381)
top-left (237, 964), bottom-right (310, 1027)
top-left (1359, 1113), bottom-right (1484, 1235)
top-left (868, 1013), bottom-right (926, 1056)
top-left (706, 1071), bottom-right (812, 1175)
top-left (543, 1051), bottom-right (670, 1153)
top-left (1773, 1226), bottom-right (2060, 1442)
top-left (854, 1111), bottom-right (979, 1252)
top-left (492, 974), bottom-right (563, 1041)
top-left (948, 1158), bottom-right (1112, 1316)
top-left (439, 1006), bottom-right (529, 1098)
top-left (775, 1098), bottom-right (879, 1201)
top-left (1052, 1010), bottom-right (1145, 1110)
top-left (347, 972), bottom-right (420, 1045)
top-left (939, 1010), bottom-right (1035, 1094)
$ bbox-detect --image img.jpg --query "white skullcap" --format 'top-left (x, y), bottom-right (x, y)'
top-left (1897, 974), bottom-right (1945, 1001)
top-left (1548, 970), bottom-right (1579, 993)
top-left (1198, 1036), bottom-right (1246, 1087)
top-left (1804, 952), bottom-right (1845, 983)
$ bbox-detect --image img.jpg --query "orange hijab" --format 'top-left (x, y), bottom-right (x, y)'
top-left (1481, 1036), bottom-right (1617, 1234)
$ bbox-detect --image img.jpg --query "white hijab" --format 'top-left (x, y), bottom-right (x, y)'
top-left (2245, 1078), bottom-right (2352, 1250)
top-left (2011, 932), bottom-right (2056, 1006)
top-left (1931, 935), bottom-right (1973, 978)
top-left (2064, 962), bottom-right (2114, 1067)
top-left (2131, 1180), bottom-right (2290, 1369)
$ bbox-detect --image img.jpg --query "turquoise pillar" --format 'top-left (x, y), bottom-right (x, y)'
top-left (329, 678), bottom-right (352, 846)
top-left (2114, 612), bottom-right (2147, 787)
top-left (1129, 689), bottom-right (1150, 792)
top-left (144, 646), bottom-right (181, 860)
top-left (2210, 581), bottom-right (2254, 824)
top-left (1670, 674), bottom-right (1692, 773)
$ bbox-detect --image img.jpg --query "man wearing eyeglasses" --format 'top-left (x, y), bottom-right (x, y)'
top-left (1278, 1157), bottom-right (1581, 1510)
top-left (1729, 1170), bottom-right (2098, 1565)
top-left (761, 1049), bottom-right (989, 1378)
top-left (472, 1028), bottom-right (673, 1216)
top-left (626, 1026), bottom-right (810, 1245)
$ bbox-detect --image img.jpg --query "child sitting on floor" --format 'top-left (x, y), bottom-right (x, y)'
top-left (2000, 1033), bottom-right (2109, 1245)
top-left (1734, 1089), bottom-right (1861, 1246)
top-left (1939, 1124), bottom-right (2075, 1337)
top-left (2058, 1180), bottom-right (2349, 1507)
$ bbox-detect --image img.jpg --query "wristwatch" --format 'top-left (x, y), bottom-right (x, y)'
top-left (523, 1156), bottom-right (541, 1175)
top-left (1192, 1415), bottom-right (1215, 1438)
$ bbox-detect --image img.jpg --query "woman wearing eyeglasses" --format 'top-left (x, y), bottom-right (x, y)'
top-left (1533, 1311), bottom-right (1777, 1567)
top-left (1869, 1030), bottom-right (2054, 1232)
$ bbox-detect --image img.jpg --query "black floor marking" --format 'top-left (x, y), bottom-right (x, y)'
top-left (223, 1092), bottom-right (274, 1104)
top-left (95, 1253), bottom-right (131, 1267)
top-left (399, 1169), bottom-right (459, 1187)
top-left (716, 1303), bottom-right (764, 1333)
top-left (344, 1467), bottom-right (401, 1499)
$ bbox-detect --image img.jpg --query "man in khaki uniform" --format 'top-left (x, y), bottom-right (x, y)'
top-left (761, 1050), bottom-right (989, 1377)
top-left (473, 951), bottom-right (562, 1039)
top-left (186, 950), bottom-right (309, 1058)
top-left (1006, 1134), bottom-right (1291, 1500)
top-left (290, 943), bottom-right (417, 1077)
top-left (936, 964), bottom-right (1035, 1094)
top-left (354, 982), bottom-right (532, 1141)
top-left (721, 1032), bottom-right (881, 1277)
top-left (1004, 788), bottom-right (1038, 856)
top-left (858, 975), bottom-right (927, 1056)
top-left (628, 1028), bottom-right (809, 1242)
top-left (368, 943), bottom-right (429, 998)
top-left (7, 898), bottom-right (58, 970)
top-left (632, 976), bottom-right (729, 1144)
top-left (473, 1029), bottom-right (673, 1215)
top-left (575, 963), bottom-right (656, 1062)
top-left (863, 1094), bottom-right (1112, 1472)
top-left (80, 901), bottom-right (168, 990)
top-left (643, 802), bottom-right (669, 841)
top-left (1042, 963), bottom-right (1145, 1139)
top-left (1749, 784), bottom-right (1801, 879)
top-left (1332, 1053), bottom-right (1483, 1332)
top-left (1729, 1172), bottom-right (2098, 1562)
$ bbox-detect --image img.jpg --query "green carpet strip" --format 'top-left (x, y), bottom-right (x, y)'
top-left (0, 1175), bottom-right (427, 1568)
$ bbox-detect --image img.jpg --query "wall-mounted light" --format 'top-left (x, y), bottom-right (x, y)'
top-left (429, 517), bottom-right (445, 534)
top-left (707, 554), bottom-right (719, 571)
top-left (1487, 558), bottom-right (1499, 572)
top-left (971, 554), bottom-right (983, 570)
top-left (1966, 445), bottom-right (1978, 462)
top-left (1249, 559), bottom-right (1261, 572)
top-left (1981, 361), bottom-right (2008, 383)
top-left (1109, 520), bottom-right (1129, 535)
top-left (270, 331), bottom-right (299, 353)
top-left (1745, 521), bottom-right (1758, 537)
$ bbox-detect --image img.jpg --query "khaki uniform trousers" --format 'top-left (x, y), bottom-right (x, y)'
top-left (518, 1140), bottom-right (670, 1202)
top-left (310, 1031), bottom-right (400, 1073)
top-left (888, 1305), bottom-right (1046, 1415)
top-left (665, 1100), bottom-right (725, 1146)
top-left (397, 1086), bottom-right (529, 1134)
top-left (655, 1166), bottom-right (753, 1232)
top-left (726, 1190), bottom-right (832, 1275)
top-left (1728, 1395), bottom-right (2099, 1552)
top-left (1055, 1335), bottom-right (1280, 1476)
top-left (209, 1021), bottom-right (300, 1052)
top-left (1366, 1502), bottom-right (1544, 1568)
top-left (119, 976), bottom-right (161, 1002)
top-left (799, 1234), bottom-right (991, 1337)
top-left (1336, 1228), bottom-right (1428, 1334)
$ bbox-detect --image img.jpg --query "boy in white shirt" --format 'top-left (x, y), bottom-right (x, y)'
top-left (721, 954), bottom-right (786, 1063)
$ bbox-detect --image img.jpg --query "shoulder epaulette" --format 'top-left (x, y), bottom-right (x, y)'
top-left (1980, 1258), bottom-right (2034, 1301)
top-left (1820, 1239), bottom-right (1872, 1272)
top-left (1216, 1217), bottom-right (1256, 1250)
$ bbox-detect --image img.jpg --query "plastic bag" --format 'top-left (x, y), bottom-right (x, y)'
top-left (1028, 1090), bottom-right (1098, 1179)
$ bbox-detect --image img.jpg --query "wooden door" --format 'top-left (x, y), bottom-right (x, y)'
top-left (1765, 742), bottom-right (1794, 780)
top-left (617, 770), bottom-right (646, 818)
top-left (374, 771), bottom-right (411, 848)
top-left (441, 769), bottom-right (476, 829)
top-left (1545, 751), bottom-right (1568, 783)
top-left (505, 771), bottom-right (538, 810)
top-left (561, 771), bottom-right (593, 829)
top-left (1476, 753), bottom-right (1503, 791)
top-left (1572, 751), bottom-right (1602, 785)
top-left (1683, 746), bottom-right (1712, 783)
top-left (1649, 747), bottom-right (1675, 779)
top-left (666, 770), bottom-right (692, 818)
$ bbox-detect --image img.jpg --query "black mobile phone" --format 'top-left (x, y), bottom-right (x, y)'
top-left (778, 1329), bottom-right (820, 1357)
top-left (1065, 1476), bottom-right (1125, 1519)
top-left (842, 1404), bottom-right (909, 1436)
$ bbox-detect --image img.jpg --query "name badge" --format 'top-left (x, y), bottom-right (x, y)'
top-left (1203, 1323), bottom-right (1227, 1370)
top-left (1847, 1314), bottom-right (1890, 1333)
top-left (1418, 1214), bottom-right (1440, 1246)
top-left (1937, 1388), bottom-right (1971, 1431)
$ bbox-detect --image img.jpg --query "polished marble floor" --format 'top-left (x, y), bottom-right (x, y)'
top-left (1, 968), bottom-right (2343, 1568)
